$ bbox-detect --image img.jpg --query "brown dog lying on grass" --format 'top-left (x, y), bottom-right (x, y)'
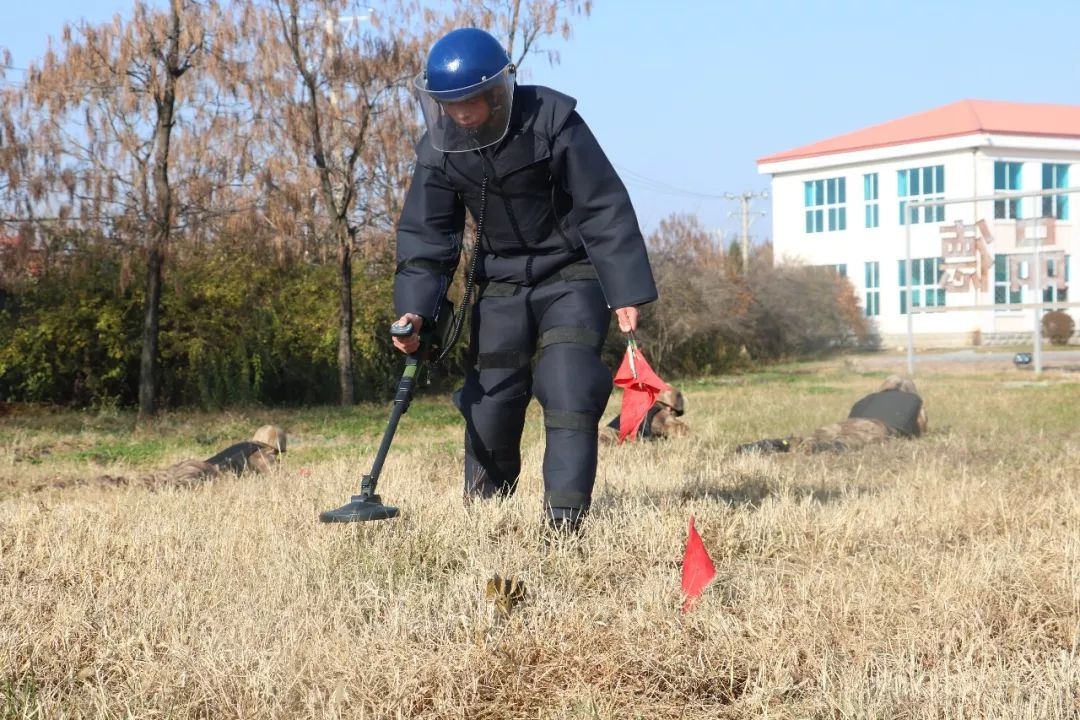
top-left (736, 375), bottom-right (927, 455)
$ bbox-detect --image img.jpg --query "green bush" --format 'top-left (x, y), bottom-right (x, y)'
top-left (0, 247), bottom-right (142, 407)
top-left (0, 232), bottom-right (403, 409)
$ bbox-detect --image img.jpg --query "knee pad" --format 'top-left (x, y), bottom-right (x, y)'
top-left (533, 326), bottom-right (611, 416)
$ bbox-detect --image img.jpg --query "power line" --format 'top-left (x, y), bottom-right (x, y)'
top-left (613, 163), bottom-right (730, 200)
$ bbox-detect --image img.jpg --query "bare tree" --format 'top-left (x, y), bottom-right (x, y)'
top-left (0, 0), bottom-right (223, 419)
top-left (223, 0), bottom-right (429, 405)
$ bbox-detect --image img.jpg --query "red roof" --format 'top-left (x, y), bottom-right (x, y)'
top-left (758, 99), bottom-right (1080, 165)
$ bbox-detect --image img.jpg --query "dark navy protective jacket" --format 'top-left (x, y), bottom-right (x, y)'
top-left (203, 441), bottom-right (279, 475)
top-left (394, 84), bottom-right (658, 321)
top-left (848, 389), bottom-right (924, 437)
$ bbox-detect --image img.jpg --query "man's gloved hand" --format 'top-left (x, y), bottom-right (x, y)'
top-left (392, 313), bottom-right (424, 354)
top-left (614, 306), bottom-right (638, 333)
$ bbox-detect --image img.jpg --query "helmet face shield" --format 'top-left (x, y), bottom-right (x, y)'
top-left (414, 65), bottom-right (515, 153)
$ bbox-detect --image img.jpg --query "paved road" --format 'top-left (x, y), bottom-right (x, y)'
top-left (855, 348), bottom-right (1080, 368)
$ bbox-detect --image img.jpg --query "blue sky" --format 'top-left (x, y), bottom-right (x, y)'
top-left (6, 0), bottom-right (1080, 243)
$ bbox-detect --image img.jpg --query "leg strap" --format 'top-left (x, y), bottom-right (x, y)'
top-left (538, 326), bottom-right (604, 351)
top-left (544, 490), bottom-right (591, 511)
top-left (477, 350), bottom-right (532, 369)
top-left (476, 327), bottom-right (600, 370)
top-left (478, 280), bottom-right (520, 298)
top-left (479, 261), bottom-right (599, 298)
top-left (544, 409), bottom-right (597, 433)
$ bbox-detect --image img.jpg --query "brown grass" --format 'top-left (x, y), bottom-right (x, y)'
top-left (3, 358), bottom-right (1080, 718)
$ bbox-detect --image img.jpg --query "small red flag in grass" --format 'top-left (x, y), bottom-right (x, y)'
top-left (681, 515), bottom-right (717, 613)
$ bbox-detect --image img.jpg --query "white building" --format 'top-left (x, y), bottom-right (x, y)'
top-left (757, 99), bottom-right (1080, 347)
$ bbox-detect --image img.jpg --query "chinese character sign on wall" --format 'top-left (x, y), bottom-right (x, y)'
top-left (1007, 251), bottom-right (1068, 293)
top-left (1010, 218), bottom-right (1067, 293)
top-left (939, 220), bottom-right (993, 292)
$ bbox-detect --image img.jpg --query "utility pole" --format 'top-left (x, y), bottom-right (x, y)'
top-left (724, 190), bottom-right (768, 273)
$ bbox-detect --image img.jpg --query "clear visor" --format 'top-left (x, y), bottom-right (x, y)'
top-left (414, 66), bottom-right (515, 153)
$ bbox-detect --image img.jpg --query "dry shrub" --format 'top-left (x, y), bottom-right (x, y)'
top-left (1042, 309), bottom-right (1076, 345)
top-left (635, 214), bottom-right (751, 375)
top-left (636, 218), bottom-right (875, 379)
top-left (748, 264), bottom-right (876, 359)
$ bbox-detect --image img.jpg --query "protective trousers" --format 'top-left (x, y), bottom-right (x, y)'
top-left (454, 277), bottom-right (613, 529)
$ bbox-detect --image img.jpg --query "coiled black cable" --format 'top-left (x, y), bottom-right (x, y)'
top-left (435, 174), bottom-right (488, 364)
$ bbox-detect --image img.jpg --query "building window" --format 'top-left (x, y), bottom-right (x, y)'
top-left (898, 165), bottom-right (945, 225)
top-left (864, 173), bottom-right (879, 228)
top-left (994, 161), bottom-right (1022, 220)
top-left (1042, 163), bottom-right (1069, 220)
top-left (1044, 255), bottom-right (1070, 305)
top-left (993, 254), bottom-right (1022, 306)
top-left (995, 253), bottom-right (1070, 306)
top-left (898, 257), bottom-right (946, 313)
top-left (864, 261), bottom-right (880, 317)
top-left (804, 177), bottom-right (847, 233)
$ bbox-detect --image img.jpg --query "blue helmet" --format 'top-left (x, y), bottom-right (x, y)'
top-left (414, 28), bottom-right (517, 152)
top-left (422, 28), bottom-right (512, 101)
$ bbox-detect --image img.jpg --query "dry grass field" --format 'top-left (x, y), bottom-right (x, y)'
top-left (3, 355), bottom-right (1080, 718)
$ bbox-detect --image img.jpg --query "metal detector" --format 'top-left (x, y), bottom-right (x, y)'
top-left (319, 214), bottom-right (477, 524)
top-left (318, 320), bottom-right (427, 523)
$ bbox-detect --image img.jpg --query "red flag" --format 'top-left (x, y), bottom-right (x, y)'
top-left (681, 515), bottom-right (716, 613)
top-left (612, 342), bottom-right (668, 443)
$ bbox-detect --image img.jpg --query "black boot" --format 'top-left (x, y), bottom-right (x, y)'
top-left (545, 506), bottom-right (586, 536)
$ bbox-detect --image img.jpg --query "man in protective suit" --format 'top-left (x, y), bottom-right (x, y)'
top-left (735, 376), bottom-right (927, 455)
top-left (391, 28), bottom-right (657, 533)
